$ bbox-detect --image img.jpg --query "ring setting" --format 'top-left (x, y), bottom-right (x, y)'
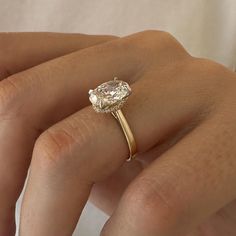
top-left (88, 77), bottom-right (137, 161)
top-left (89, 77), bottom-right (131, 113)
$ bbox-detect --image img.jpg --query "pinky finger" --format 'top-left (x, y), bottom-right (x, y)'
top-left (101, 114), bottom-right (236, 236)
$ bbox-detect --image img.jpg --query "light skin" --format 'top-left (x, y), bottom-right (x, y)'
top-left (0, 30), bottom-right (236, 236)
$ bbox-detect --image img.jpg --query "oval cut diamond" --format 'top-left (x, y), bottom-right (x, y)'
top-left (88, 78), bottom-right (131, 112)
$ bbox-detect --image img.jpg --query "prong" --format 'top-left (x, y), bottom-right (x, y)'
top-left (88, 89), bottom-right (93, 95)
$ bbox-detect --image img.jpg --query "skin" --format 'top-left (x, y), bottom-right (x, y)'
top-left (0, 30), bottom-right (236, 236)
top-left (0, 32), bottom-right (117, 235)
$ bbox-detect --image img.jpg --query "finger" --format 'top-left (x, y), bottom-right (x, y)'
top-left (90, 160), bottom-right (144, 215)
top-left (20, 68), bottom-right (210, 236)
top-left (89, 136), bottom-right (180, 216)
top-left (101, 108), bottom-right (236, 236)
top-left (0, 32), bottom-right (116, 235)
top-left (0, 32), bottom-right (116, 79)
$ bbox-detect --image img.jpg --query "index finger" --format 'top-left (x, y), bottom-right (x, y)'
top-left (0, 32), bottom-right (116, 79)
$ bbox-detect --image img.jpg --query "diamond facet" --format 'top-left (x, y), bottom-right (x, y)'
top-left (88, 78), bottom-right (131, 112)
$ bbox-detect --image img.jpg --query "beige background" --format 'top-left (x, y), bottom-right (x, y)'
top-left (0, 0), bottom-right (236, 235)
top-left (0, 0), bottom-right (236, 68)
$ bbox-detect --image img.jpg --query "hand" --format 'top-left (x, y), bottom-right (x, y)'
top-left (2, 30), bottom-right (236, 236)
top-left (0, 31), bottom-right (116, 235)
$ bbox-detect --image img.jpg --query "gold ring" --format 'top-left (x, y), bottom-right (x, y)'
top-left (88, 77), bottom-right (137, 161)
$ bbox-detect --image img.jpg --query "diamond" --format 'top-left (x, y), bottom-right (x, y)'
top-left (89, 92), bottom-right (98, 104)
top-left (88, 78), bottom-right (131, 112)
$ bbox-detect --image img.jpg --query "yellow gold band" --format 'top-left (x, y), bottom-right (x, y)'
top-left (112, 109), bottom-right (137, 161)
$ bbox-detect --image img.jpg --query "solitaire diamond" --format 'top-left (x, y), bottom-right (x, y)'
top-left (89, 78), bottom-right (131, 112)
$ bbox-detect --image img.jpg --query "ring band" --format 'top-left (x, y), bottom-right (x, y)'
top-left (88, 77), bottom-right (137, 161)
top-left (111, 109), bottom-right (137, 161)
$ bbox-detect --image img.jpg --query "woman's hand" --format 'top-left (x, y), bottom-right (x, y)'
top-left (1, 30), bottom-right (236, 236)
top-left (0, 32), bottom-right (116, 235)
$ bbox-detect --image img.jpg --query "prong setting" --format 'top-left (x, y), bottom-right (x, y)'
top-left (88, 78), bottom-right (131, 113)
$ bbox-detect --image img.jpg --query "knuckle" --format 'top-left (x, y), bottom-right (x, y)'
top-left (191, 58), bottom-right (235, 97)
top-left (125, 30), bottom-right (188, 62)
top-left (139, 30), bottom-right (176, 46)
top-left (34, 129), bottom-right (74, 165)
top-left (123, 177), bottom-right (182, 233)
top-left (34, 118), bottom-right (91, 166)
top-left (140, 29), bottom-right (171, 38)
